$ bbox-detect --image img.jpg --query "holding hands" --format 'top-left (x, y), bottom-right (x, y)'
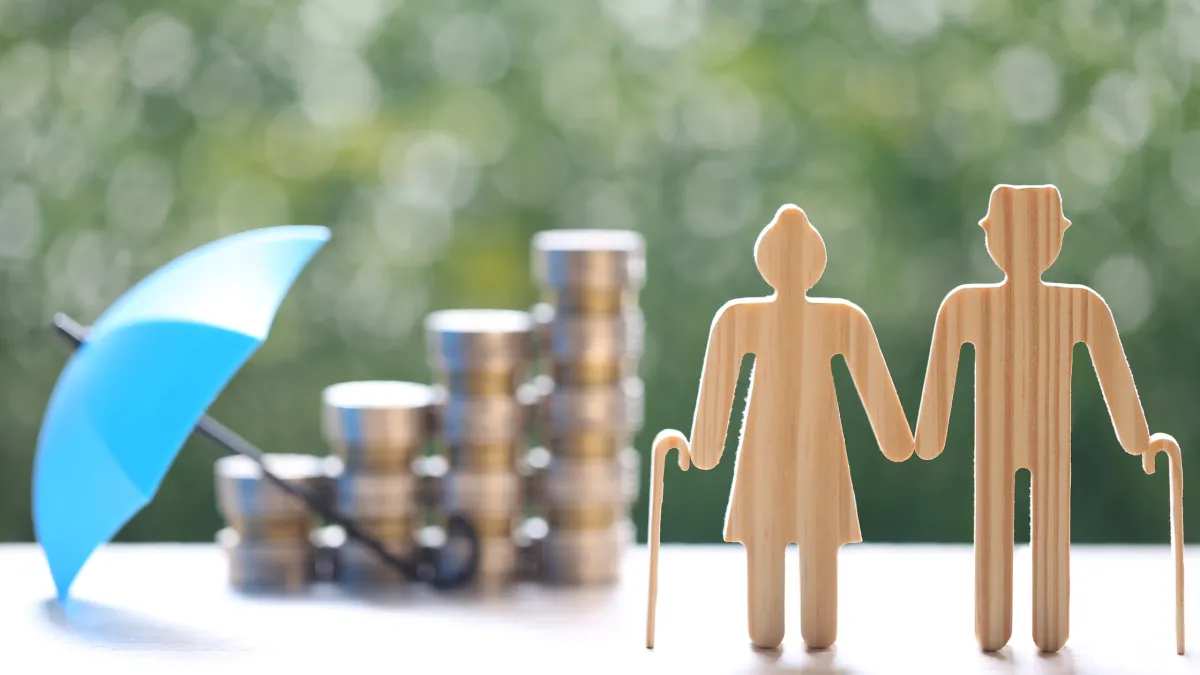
top-left (648, 189), bottom-right (1183, 654)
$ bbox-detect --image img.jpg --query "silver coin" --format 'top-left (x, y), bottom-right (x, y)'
top-left (434, 392), bottom-right (529, 445)
top-left (472, 537), bottom-right (519, 591)
top-left (619, 446), bottom-right (640, 505)
top-left (218, 527), bottom-right (314, 591)
top-left (440, 442), bottom-right (523, 472)
top-left (214, 454), bottom-right (331, 522)
top-left (540, 526), bottom-right (623, 585)
top-left (321, 381), bottom-right (434, 470)
top-left (617, 517), bottom-right (636, 551)
top-left (531, 230), bottom-right (646, 291)
top-left (516, 447), bottom-right (551, 505)
top-left (327, 460), bottom-right (419, 519)
top-left (537, 431), bottom-right (634, 461)
top-left (542, 456), bottom-right (622, 507)
top-left (442, 470), bottom-right (522, 516)
top-left (532, 303), bottom-right (645, 360)
top-left (537, 377), bottom-right (644, 433)
top-left (425, 309), bottom-right (533, 374)
top-left (336, 540), bottom-right (413, 586)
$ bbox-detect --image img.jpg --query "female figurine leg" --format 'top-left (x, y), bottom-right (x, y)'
top-left (800, 536), bottom-right (839, 650)
top-left (746, 539), bottom-right (785, 649)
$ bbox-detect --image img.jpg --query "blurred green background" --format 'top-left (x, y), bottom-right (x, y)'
top-left (0, 0), bottom-right (1196, 546)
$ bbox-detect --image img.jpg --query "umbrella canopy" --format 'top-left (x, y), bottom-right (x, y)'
top-left (34, 225), bottom-right (330, 600)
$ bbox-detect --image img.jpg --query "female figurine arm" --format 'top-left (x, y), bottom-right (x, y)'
top-left (839, 303), bottom-right (913, 462)
top-left (688, 301), bottom-right (753, 470)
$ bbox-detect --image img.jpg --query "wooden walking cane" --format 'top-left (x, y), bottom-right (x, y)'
top-left (1144, 433), bottom-right (1185, 655)
top-left (646, 429), bottom-right (691, 649)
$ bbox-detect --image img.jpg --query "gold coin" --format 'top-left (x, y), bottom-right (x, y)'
top-left (443, 470), bottom-right (522, 516)
top-left (433, 393), bottom-right (529, 446)
top-left (541, 431), bottom-right (630, 460)
top-left (440, 442), bottom-right (523, 471)
top-left (432, 369), bottom-right (527, 396)
top-left (458, 514), bottom-right (517, 539)
top-left (226, 515), bottom-right (315, 543)
top-left (541, 526), bottom-right (622, 585)
top-left (326, 442), bottom-right (420, 473)
top-left (355, 517), bottom-right (419, 545)
top-left (539, 378), bottom-right (644, 433)
top-left (545, 359), bottom-right (637, 387)
top-left (540, 288), bottom-right (639, 315)
top-left (533, 305), bottom-right (644, 360)
top-left (546, 505), bottom-right (617, 531)
top-left (543, 456), bottom-right (622, 507)
top-left (469, 536), bottom-right (518, 591)
top-left (331, 468), bottom-right (420, 519)
top-left (337, 542), bottom-right (409, 586)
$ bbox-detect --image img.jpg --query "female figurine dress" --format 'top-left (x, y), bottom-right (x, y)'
top-left (648, 205), bottom-right (912, 651)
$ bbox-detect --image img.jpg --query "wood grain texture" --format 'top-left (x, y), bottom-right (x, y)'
top-left (914, 184), bottom-right (1183, 653)
top-left (646, 430), bottom-right (689, 649)
top-left (649, 205), bottom-right (913, 650)
top-left (1144, 433), bottom-right (1186, 654)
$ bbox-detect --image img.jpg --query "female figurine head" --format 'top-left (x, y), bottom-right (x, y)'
top-left (755, 204), bottom-right (827, 296)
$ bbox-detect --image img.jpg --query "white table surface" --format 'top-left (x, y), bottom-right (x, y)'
top-left (0, 543), bottom-right (1194, 673)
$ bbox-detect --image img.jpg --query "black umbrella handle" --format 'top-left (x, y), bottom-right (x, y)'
top-left (51, 312), bottom-right (479, 591)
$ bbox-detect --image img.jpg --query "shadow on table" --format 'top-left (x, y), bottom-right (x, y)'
top-left (750, 645), bottom-right (850, 674)
top-left (1033, 648), bottom-right (1075, 675)
top-left (982, 645), bottom-right (1076, 674)
top-left (41, 598), bottom-right (245, 652)
top-left (333, 580), bottom-right (622, 612)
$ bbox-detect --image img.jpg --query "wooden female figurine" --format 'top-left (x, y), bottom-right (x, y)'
top-left (647, 204), bottom-right (913, 651)
top-left (914, 184), bottom-right (1184, 654)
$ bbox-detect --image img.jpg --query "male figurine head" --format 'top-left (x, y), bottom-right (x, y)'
top-left (980, 184), bottom-right (1073, 279)
top-left (755, 204), bottom-right (827, 296)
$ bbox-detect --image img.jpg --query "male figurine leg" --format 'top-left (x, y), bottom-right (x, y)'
top-left (746, 539), bottom-right (785, 649)
top-left (1031, 458), bottom-right (1071, 652)
top-left (976, 464), bottom-right (1015, 652)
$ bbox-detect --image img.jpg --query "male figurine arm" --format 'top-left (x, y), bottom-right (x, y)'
top-left (914, 291), bottom-right (968, 460)
top-left (841, 303), bottom-right (913, 462)
top-left (687, 301), bottom-right (750, 470)
top-left (1080, 288), bottom-right (1151, 455)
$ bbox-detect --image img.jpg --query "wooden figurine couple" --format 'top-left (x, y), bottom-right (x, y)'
top-left (646, 185), bottom-right (1185, 655)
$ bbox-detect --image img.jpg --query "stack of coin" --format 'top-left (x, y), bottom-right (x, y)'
top-left (426, 309), bottom-right (534, 592)
top-left (214, 453), bottom-right (331, 591)
top-left (320, 380), bottom-right (434, 586)
top-left (530, 229), bottom-right (646, 585)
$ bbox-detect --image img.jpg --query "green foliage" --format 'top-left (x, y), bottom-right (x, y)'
top-left (0, 0), bottom-right (1196, 544)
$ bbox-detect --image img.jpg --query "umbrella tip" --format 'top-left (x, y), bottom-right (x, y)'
top-left (49, 568), bottom-right (74, 604)
top-left (49, 312), bottom-right (87, 346)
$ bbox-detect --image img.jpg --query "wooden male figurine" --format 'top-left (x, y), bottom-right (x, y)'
top-left (914, 184), bottom-right (1159, 652)
top-left (650, 205), bottom-right (913, 650)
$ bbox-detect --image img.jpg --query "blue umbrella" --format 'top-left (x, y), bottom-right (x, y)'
top-left (34, 225), bottom-right (331, 600)
top-left (50, 313), bottom-right (480, 597)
